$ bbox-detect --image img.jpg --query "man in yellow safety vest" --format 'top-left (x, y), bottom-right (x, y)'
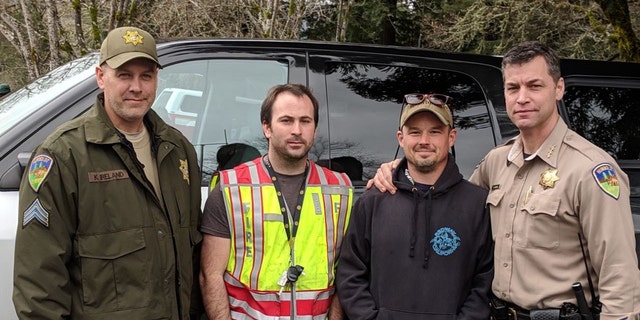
top-left (199, 83), bottom-right (353, 319)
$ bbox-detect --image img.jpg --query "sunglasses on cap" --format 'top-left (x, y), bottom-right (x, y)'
top-left (404, 93), bottom-right (452, 106)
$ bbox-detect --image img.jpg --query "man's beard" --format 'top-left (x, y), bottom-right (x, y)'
top-left (411, 158), bottom-right (437, 173)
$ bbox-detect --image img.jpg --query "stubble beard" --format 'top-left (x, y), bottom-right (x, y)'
top-left (411, 158), bottom-right (437, 173)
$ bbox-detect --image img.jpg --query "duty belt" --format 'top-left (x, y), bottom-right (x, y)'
top-left (490, 295), bottom-right (581, 320)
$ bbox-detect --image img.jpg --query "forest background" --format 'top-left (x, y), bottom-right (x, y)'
top-left (1, 0), bottom-right (639, 91)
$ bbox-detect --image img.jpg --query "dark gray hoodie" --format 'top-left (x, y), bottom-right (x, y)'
top-left (337, 154), bottom-right (493, 320)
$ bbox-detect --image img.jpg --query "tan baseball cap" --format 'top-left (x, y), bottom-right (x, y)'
top-left (400, 97), bottom-right (453, 128)
top-left (99, 27), bottom-right (161, 69)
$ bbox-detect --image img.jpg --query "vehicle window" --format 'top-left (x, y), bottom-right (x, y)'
top-left (0, 53), bottom-right (98, 137)
top-left (154, 59), bottom-right (288, 186)
top-left (564, 85), bottom-right (640, 217)
top-left (564, 86), bottom-right (640, 161)
top-left (324, 62), bottom-right (494, 188)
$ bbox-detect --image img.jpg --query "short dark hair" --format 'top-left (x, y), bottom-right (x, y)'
top-left (502, 41), bottom-right (562, 83)
top-left (260, 83), bottom-right (319, 128)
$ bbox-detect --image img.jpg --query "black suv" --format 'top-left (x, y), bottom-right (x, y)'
top-left (0, 39), bottom-right (639, 319)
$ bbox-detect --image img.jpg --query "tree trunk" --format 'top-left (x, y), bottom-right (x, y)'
top-left (19, 0), bottom-right (40, 78)
top-left (340, 0), bottom-right (351, 42)
top-left (0, 10), bottom-right (34, 79)
top-left (71, 0), bottom-right (87, 55)
top-left (43, 0), bottom-right (61, 70)
top-left (108, 0), bottom-right (117, 30)
top-left (382, 0), bottom-right (396, 45)
top-left (335, 0), bottom-right (343, 41)
top-left (90, 0), bottom-right (102, 45)
top-left (594, 0), bottom-right (640, 62)
top-left (269, 0), bottom-right (279, 38)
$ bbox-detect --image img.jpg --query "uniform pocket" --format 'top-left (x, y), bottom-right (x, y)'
top-left (77, 228), bottom-right (151, 312)
top-left (486, 189), bottom-right (505, 207)
top-left (486, 189), bottom-right (505, 240)
top-left (520, 193), bottom-right (561, 249)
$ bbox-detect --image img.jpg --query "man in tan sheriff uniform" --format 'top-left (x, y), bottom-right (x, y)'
top-left (371, 41), bottom-right (640, 320)
top-left (13, 27), bottom-right (203, 319)
top-left (472, 42), bottom-right (640, 320)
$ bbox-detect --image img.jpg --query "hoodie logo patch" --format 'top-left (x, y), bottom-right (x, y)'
top-left (430, 227), bottom-right (460, 256)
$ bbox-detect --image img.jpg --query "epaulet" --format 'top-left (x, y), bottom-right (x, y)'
top-left (485, 136), bottom-right (516, 154)
top-left (563, 129), bottom-right (613, 163)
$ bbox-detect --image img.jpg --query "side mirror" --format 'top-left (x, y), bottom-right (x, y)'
top-left (0, 152), bottom-right (32, 190)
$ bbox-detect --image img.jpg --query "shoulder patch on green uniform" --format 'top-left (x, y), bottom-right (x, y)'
top-left (23, 198), bottom-right (49, 228)
top-left (592, 163), bottom-right (619, 200)
top-left (28, 154), bottom-right (53, 192)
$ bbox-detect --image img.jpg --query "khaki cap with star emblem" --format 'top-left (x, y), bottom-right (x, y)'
top-left (99, 26), bottom-right (161, 69)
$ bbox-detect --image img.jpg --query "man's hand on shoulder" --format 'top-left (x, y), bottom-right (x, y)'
top-left (366, 159), bottom-right (400, 194)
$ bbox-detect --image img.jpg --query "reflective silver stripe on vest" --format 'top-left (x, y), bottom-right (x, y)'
top-left (316, 166), bottom-right (351, 284)
top-left (312, 165), bottom-right (337, 285)
top-left (334, 171), bottom-right (350, 282)
top-left (248, 161), bottom-right (264, 289)
top-left (224, 168), bottom-right (244, 279)
top-left (230, 309), bottom-right (327, 320)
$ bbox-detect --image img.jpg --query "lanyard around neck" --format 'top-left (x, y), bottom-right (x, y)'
top-left (262, 155), bottom-right (309, 244)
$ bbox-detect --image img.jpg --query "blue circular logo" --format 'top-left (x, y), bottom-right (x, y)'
top-left (430, 227), bottom-right (460, 256)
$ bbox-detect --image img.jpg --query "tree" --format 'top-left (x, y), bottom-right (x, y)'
top-left (1, 0), bottom-right (639, 89)
top-left (434, 0), bottom-right (638, 61)
top-left (594, 0), bottom-right (640, 61)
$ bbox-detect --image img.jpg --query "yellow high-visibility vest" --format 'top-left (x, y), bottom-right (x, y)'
top-left (220, 157), bottom-right (353, 319)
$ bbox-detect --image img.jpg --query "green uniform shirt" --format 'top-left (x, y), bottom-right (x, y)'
top-left (13, 94), bottom-right (202, 319)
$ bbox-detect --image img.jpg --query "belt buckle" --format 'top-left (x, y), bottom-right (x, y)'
top-left (508, 307), bottom-right (518, 320)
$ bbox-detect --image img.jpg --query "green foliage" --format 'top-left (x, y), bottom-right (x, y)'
top-left (300, 4), bottom-right (338, 41)
top-left (346, 0), bottom-right (388, 44)
top-left (436, 0), bottom-right (620, 60)
top-left (1, 0), bottom-right (639, 89)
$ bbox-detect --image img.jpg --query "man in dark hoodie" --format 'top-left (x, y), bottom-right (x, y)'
top-left (336, 93), bottom-right (493, 320)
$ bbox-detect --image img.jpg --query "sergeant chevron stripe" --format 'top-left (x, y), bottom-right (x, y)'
top-left (23, 199), bottom-right (49, 227)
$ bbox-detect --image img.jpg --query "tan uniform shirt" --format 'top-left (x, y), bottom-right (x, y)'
top-left (470, 119), bottom-right (640, 319)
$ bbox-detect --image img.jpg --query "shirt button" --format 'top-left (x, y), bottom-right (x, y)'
top-left (158, 230), bottom-right (165, 237)
top-left (502, 292), bottom-right (507, 298)
top-left (530, 206), bottom-right (535, 211)
top-left (503, 263), bottom-right (508, 268)
top-left (517, 174), bottom-right (524, 179)
top-left (509, 203), bottom-right (515, 208)
top-left (505, 233), bottom-right (510, 238)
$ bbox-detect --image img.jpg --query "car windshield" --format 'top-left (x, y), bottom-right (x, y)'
top-left (0, 53), bottom-right (98, 136)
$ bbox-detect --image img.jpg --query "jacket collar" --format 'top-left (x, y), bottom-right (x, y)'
top-left (507, 118), bottom-right (568, 168)
top-left (84, 93), bottom-right (180, 147)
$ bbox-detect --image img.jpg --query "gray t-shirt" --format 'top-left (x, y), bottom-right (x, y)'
top-left (201, 171), bottom-right (305, 238)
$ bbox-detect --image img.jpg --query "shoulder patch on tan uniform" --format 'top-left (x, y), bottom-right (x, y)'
top-left (592, 163), bottom-right (620, 200)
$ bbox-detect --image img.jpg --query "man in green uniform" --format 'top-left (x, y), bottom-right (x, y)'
top-left (13, 27), bottom-right (203, 319)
